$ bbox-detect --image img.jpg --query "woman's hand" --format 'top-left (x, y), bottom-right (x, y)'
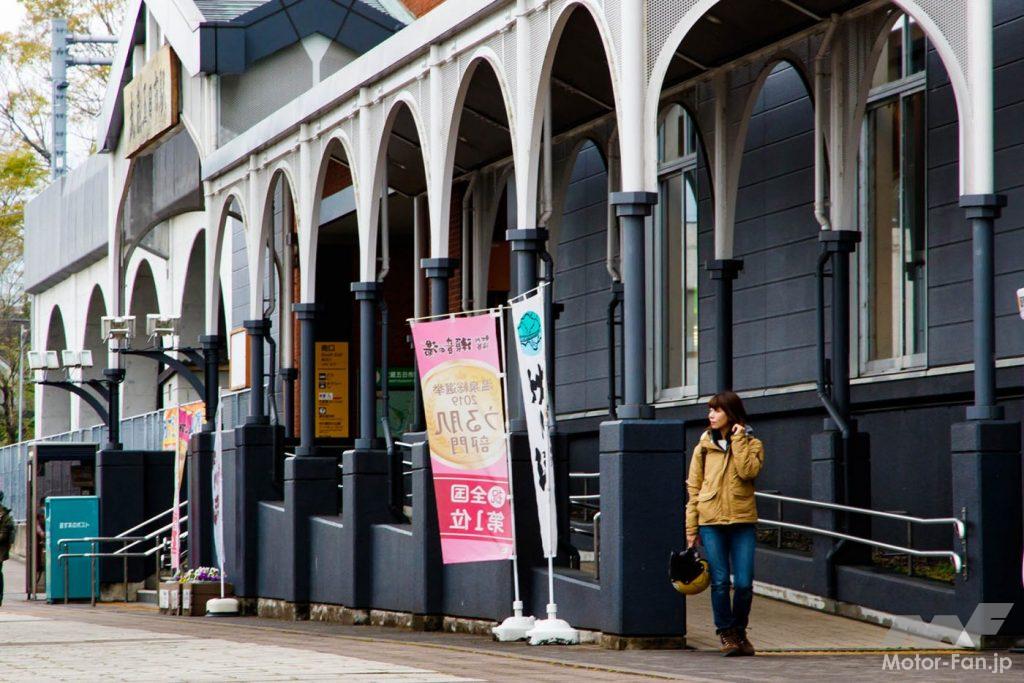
top-left (686, 533), bottom-right (698, 548)
top-left (731, 423), bottom-right (746, 436)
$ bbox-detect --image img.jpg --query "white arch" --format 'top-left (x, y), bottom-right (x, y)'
top-left (645, 0), bottom-right (975, 194)
top-left (253, 162), bottom-right (300, 318)
top-left (207, 188), bottom-right (249, 333)
top-left (434, 47), bottom-right (517, 263)
top-left (302, 129), bottom-right (359, 301)
top-left (363, 92), bottom-right (431, 283)
top-left (523, 0), bottom-right (622, 234)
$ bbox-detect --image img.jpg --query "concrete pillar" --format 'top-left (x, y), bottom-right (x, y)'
top-left (609, 192), bottom-right (658, 419)
top-left (187, 431), bottom-right (215, 569)
top-left (200, 335), bottom-right (220, 431)
top-left (505, 229), bottom-right (546, 431)
top-left (293, 303), bottom-right (318, 456)
top-left (280, 368), bottom-right (297, 439)
top-left (350, 282), bottom-right (381, 450)
top-left (420, 258), bottom-right (458, 316)
top-left (243, 319), bottom-right (270, 425)
top-left (704, 259), bottom-right (743, 392)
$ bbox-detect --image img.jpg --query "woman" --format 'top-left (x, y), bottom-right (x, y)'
top-left (685, 391), bottom-right (764, 657)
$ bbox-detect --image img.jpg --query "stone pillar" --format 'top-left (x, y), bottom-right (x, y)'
top-left (351, 282), bottom-right (381, 450)
top-left (609, 192), bottom-right (658, 419)
top-left (223, 424), bottom-right (277, 597)
top-left (705, 259), bottom-right (743, 392)
top-left (187, 431), bottom-right (215, 569)
top-left (950, 194), bottom-right (1024, 642)
top-left (200, 335), bottom-right (220, 431)
top-left (598, 419), bottom-right (685, 643)
top-left (420, 258), bottom-right (458, 316)
top-left (243, 319), bottom-right (270, 425)
top-left (293, 304), bottom-right (318, 456)
top-left (95, 449), bottom-right (144, 582)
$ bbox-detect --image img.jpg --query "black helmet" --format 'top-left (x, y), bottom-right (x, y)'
top-left (669, 546), bottom-right (711, 595)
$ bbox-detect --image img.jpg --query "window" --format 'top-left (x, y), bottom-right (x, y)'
top-left (653, 105), bottom-right (699, 397)
top-left (859, 15), bottom-right (927, 372)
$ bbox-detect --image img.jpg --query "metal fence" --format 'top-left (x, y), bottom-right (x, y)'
top-left (0, 390), bottom-right (250, 522)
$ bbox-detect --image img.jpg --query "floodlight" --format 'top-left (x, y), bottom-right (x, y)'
top-left (80, 350), bottom-right (94, 368)
top-left (101, 316), bottom-right (136, 345)
top-left (146, 313), bottom-right (180, 338)
top-left (61, 350), bottom-right (81, 368)
top-left (27, 351), bottom-right (45, 371)
top-left (44, 351), bottom-right (60, 369)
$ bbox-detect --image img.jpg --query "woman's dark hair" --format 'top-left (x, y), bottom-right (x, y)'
top-left (708, 391), bottom-right (747, 427)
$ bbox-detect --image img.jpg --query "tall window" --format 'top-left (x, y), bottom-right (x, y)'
top-left (654, 105), bottom-right (699, 397)
top-left (859, 15), bottom-right (927, 371)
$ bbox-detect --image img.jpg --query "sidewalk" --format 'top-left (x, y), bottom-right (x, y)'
top-left (2, 560), bottom-right (1019, 681)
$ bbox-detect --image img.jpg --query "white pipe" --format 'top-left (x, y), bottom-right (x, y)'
top-left (461, 174), bottom-right (478, 311)
top-left (605, 145), bottom-right (621, 281)
top-left (378, 161), bottom-right (390, 281)
top-left (538, 88), bottom-right (553, 228)
top-left (814, 17), bottom-right (839, 231)
top-left (413, 194), bottom-right (425, 317)
top-left (282, 184), bottom-right (294, 367)
top-left (967, 0), bottom-right (994, 194)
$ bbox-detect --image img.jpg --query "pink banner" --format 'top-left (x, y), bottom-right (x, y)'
top-left (411, 313), bottom-right (514, 564)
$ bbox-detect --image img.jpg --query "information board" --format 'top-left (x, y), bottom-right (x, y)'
top-left (315, 341), bottom-right (350, 438)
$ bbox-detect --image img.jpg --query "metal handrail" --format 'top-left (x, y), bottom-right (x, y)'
top-left (114, 501), bottom-right (187, 539)
top-left (116, 515), bottom-right (188, 555)
top-left (569, 472), bottom-right (598, 479)
top-left (757, 517), bottom-right (963, 574)
top-left (754, 491), bottom-right (965, 539)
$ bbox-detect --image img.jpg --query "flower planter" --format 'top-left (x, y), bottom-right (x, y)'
top-left (182, 581), bottom-right (234, 617)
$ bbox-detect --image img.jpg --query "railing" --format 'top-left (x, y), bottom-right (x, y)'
top-left (56, 502), bottom-right (190, 606)
top-left (0, 393), bottom-right (250, 522)
top-left (568, 471), bottom-right (600, 579)
top-left (754, 491), bottom-right (967, 575)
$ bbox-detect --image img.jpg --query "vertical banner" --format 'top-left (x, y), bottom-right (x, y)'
top-left (510, 284), bottom-right (558, 558)
top-left (411, 312), bottom-right (514, 564)
top-left (211, 401), bottom-right (224, 570)
top-left (162, 402), bottom-right (205, 571)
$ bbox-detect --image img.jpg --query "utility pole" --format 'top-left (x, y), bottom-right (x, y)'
top-left (17, 324), bottom-right (26, 443)
top-left (50, 18), bottom-right (116, 178)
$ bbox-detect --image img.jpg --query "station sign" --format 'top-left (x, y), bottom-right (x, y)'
top-left (123, 44), bottom-right (180, 157)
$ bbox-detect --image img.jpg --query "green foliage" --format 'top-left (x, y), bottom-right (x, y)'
top-left (0, 2), bottom-right (122, 443)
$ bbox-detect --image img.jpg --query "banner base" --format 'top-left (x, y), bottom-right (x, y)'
top-left (526, 618), bottom-right (580, 646)
top-left (493, 615), bottom-right (536, 641)
top-left (205, 597), bottom-right (239, 617)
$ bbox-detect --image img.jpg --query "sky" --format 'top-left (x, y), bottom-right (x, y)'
top-left (0, 1), bottom-right (25, 36)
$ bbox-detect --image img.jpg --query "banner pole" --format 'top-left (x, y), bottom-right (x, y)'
top-left (207, 387), bottom-right (238, 617)
top-left (492, 306), bottom-right (536, 641)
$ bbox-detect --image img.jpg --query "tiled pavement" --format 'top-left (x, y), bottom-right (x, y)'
top-left (2, 560), bottom-right (1020, 681)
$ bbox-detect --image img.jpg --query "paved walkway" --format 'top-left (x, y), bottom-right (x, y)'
top-left (2, 560), bottom-right (1020, 681)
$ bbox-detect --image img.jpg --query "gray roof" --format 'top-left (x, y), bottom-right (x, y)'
top-left (192, 0), bottom-right (410, 24)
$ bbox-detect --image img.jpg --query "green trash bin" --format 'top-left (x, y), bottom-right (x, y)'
top-left (45, 496), bottom-right (100, 603)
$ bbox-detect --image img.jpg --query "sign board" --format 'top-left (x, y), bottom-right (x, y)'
top-left (1017, 286), bottom-right (1024, 320)
top-left (315, 342), bottom-right (350, 438)
top-left (123, 44), bottom-right (180, 157)
top-left (411, 312), bottom-right (514, 565)
top-left (228, 328), bottom-right (249, 390)
top-left (162, 401), bottom-right (205, 570)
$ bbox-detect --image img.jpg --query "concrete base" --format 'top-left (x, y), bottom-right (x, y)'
top-left (310, 604), bottom-right (370, 625)
top-left (599, 634), bottom-right (688, 650)
top-left (257, 598), bottom-right (308, 621)
top-left (493, 614), bottom-right (536, 641)
top-left (527, 617), bottom-right (580, 646)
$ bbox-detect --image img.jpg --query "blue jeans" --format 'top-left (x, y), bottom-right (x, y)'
top-left (699, 523), bottom-right (756, 633)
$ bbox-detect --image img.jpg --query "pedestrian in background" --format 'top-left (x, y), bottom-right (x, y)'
top-left (685, 391), bottom-right (765, 656)
top-left (0, 491), bottom-right (14, 606)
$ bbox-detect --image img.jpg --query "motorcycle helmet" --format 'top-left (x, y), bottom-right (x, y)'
top-left (669, 546), bottom-right (710, 595)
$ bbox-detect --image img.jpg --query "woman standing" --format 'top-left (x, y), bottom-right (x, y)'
top-left (685, 391), bottom-right (764, 656)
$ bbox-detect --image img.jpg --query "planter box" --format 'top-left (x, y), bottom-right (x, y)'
top-left (159, 582), bottom-right (180, 616)
top-left (182, 581), bottom-right (234, 617)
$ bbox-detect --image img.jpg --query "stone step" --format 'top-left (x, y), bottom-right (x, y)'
top-left (136, 589), bottom-right (159, 606)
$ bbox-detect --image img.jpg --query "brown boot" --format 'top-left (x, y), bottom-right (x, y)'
top-left (718, 628), bottom-right (742, 657)
top-left (736, 629), bottom-right (756, 656)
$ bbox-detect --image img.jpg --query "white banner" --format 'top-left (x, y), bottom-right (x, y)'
top-left (212, 401), bottom-right (225, 570)
top-left (510, 283), bottom-right (557, 558)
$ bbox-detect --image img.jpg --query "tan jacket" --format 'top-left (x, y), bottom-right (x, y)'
top-left (685, 428), bottom-right (765, 535)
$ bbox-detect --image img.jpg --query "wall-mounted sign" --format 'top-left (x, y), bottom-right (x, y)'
top-left (316, 342), bottom-right (350, 438)
top-left (1017, 286), bottom-right (1024, 320)
top-left (123, 44), bottom-right (180, 157)
top-left (228, 328), bottom-right (249, 390)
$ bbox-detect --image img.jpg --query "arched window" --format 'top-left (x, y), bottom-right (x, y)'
top-left (859, 14), bottom-right (927, 371)
top-left (654, 104), bottom-right (699, 398)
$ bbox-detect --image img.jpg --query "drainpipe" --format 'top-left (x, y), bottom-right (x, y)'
top-left (378, 162), bottom-right (390, 282)
top-left (539, 90), bottom-right (554, 229)
top-left (461, 175), bottom-right (477, 311)
top-left (813, 16), bottom-right (839, 232)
